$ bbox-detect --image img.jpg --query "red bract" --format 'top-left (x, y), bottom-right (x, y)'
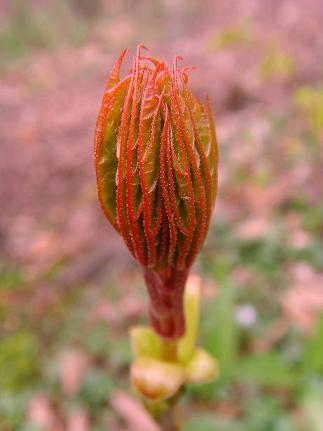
top-left (94, 45), bottom-right (218, 339)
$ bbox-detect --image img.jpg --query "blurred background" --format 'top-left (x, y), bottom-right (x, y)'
top-left (1, 0), bottom-right (323, 429)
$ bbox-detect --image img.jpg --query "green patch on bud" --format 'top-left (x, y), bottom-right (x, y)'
top-left (130, 326), bottom-right (161, 359)
top-left (178, 275), bottom-right (201, 364)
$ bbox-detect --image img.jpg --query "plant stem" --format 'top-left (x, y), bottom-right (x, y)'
top-left (159, 339), bottom-right (179, 428)
top-left (160, 407), bottom-right (178, 430)
top-left (148, 393), bottom-right (180, 431)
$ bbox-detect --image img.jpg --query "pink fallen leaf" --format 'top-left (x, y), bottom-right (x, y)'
top-left (284, 265), bottom-right (323, 332)
top-left (110, 390), bottom-right (160, 431)
top-left (27, 394), bottom-right (62, 431)
top-left (59, 350), bottom-right (88, 396)
top-left (236, 216), bottom-right (271, 240)
top-left (67, 407), bottom-right (89, 431)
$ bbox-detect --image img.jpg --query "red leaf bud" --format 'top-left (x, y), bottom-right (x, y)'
top-left (94, 45), bottom-right (218, 339)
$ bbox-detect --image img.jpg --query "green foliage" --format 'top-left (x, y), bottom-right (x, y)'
top-left (208, 20), bottom-right (252, 50)
top-left (303, 204), bottom-right (323, 235)
top-left (184, 400), bottom-right (298, 431)
top-left (108, 338), bottom-right (132, 369)
top-left (202, 282), bottom-right (238, 378)
top-left (294, 86), bottom-right (323, 133)
top-left (238, 238), bottom-right (285, 274)
top-left (79, 369), bottom-right (114, 410)
top-left (242, 396), bottom-right (298, 431)
top-left (301, 380), bottom-right (323, 431)
top-left (233, 353), bottom-right (297, 389)
top-left (0, 263), bottom-right (22, 292)
top-left (0, 0), bottom-right (52, 60)
top-left (0, 392), bottom-right (31, 430)
top-left (185, 415), bottom-right (243, 431)
top-left (0, 0), bottom-right (88, 71)
top-left (302, 317), bottom-right (323, 375)
top-left (0, 331), bottom-right (39, 392)
top-left (82, 323), bottom-right (112, 359)
top-left (260, 47), bottom-right (295, 80)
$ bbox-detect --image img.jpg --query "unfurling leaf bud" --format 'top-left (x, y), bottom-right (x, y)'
top-left (94, 45), bottom-right (218, 339)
